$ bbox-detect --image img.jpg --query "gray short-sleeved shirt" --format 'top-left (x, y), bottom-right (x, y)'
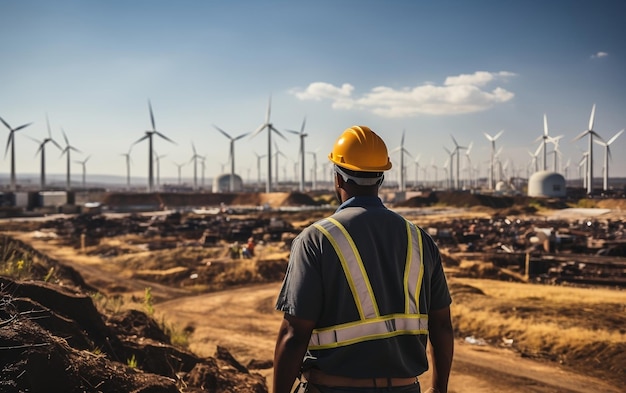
top-left (275, 196), bottom-right (451, 378)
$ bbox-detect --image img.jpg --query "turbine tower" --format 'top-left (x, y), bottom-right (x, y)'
top-left (1, 115), bottom-right (32, 191)
top-left (413, 153), bottom-right (422, 189)
top-left (250, 97), bottom-right (286, 193)
top-left (253, 151), bottom-right (266, 189)
top-left (483, 130), bottom-right (503, 190)
top-left (307, 149), bottom-right (319, 191)
top-left (450, 134), bottom-right (467, 190)
top-left (154, 150), bottom-right (166, 191)
top-left (132, 100), bottom-right (176, 193)
top-left (121, 146), bottom-right (133, 190)
top-left (189, 142), bottom-right (202, 190)
top-left (29, 115), bottom-right (62, 190)
top-left (391, 130), bottom-right (412, 192)
top-left (74, 155), bottom-right (90, 189)
top-left (573, 104), bottom-right (602, 195)
top-left (594, 129), bottom-right (624, 191)
top-left (60, 129), bottom-right (81, 191)
top-left (443, 146), bottom-right (455, 190)
top-left (173, 161), bottom-right (186, 185)
top-left (214, 125), bottom-right (249, 192)
top-left (286, 117), bottom-right (308, 192)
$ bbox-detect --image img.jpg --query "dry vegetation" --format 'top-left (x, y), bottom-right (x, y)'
top-left (448, 278), bottom-right (626, 385)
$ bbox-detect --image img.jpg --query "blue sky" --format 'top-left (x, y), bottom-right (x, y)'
top-left (1, 0), bottom-right (625, 189)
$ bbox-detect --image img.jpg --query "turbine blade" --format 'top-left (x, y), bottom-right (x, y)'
top-left (266, 96), bottom-right (272, 124)
top-left (132, 134), bottom-right (150, 145)
top-left (607, 129), bottom-right (624, 145)
top-left (494, 130), bottom-right (504, 140)
top-left (148, 100), bottom-right (156, 131)
top-left (572, 130), bottom-right (588, 142)
top-left (450, 134), bottom-right (458, 147)
top-left (62, 129), bottom-right (69, 145)
top-left (13, 122), bottom-right (32, 132)
top-left (214, 125), bottom-right (233, 140)
top-left (543, 114), bottom-right (549, 136)
top-left (271, 126), bottom-right (287, 140)
top-left (0, 116), bottom-right (11, 130)
top-left (154, 131), bottom-right (176, 144)
top-left (483, 132), bottom-right (494, 142)
top-left (300, 117), bottom-right (306, 133)
top-left (250, 123), bottom-right (267, 138)
top-left (234, 132), bottom-right (249, 141)
top-left (588, 104), bottom-right (596, 131)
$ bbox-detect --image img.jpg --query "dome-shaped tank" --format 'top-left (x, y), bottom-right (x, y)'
top-left (212, 173), bottom-right (243, 193)
top-left (527, 171), bottom-right (566, 197)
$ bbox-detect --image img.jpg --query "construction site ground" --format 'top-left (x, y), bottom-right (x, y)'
top-left (1, 190), bottom-right (625, 392)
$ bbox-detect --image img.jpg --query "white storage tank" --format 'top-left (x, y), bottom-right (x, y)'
top-left (212, 174), bottom-right (243, 193)
top-left (527, 171), bottom-right (566, 198)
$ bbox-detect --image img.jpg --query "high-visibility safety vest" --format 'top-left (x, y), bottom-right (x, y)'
top-left (309, 217), bottom-right (428, 350)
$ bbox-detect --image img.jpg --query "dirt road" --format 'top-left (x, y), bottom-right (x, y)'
top-left (157, 283), bottom-right (622, 393)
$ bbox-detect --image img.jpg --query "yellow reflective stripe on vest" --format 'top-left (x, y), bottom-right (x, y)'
top-left (308, 314), bottom-right (429, 350)
top-left (404, 221), bottom-right (424, 314)
top-left (313, 217), bottom-right (379, 319)
top-left (310, 217), bottom-right (425, 349)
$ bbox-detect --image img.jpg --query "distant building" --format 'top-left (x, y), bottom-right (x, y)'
top-left (212, 174), bottom-right (243, 193)
top-left (528, 171), bottom-right (566, 198)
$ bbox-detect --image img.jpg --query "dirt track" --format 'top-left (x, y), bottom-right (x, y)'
top-left (157, 283), bottom-right (622, 393)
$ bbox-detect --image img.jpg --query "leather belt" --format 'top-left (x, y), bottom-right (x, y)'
top-left (303, 369), bottom-right (418, 388)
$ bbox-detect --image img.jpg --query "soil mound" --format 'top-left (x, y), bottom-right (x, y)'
top-left (101, 192), bottom-right (318, 210)
top-left (0, 275), bottom-right (269, 393)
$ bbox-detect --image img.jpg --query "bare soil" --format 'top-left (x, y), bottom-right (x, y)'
top-left (2, 192), bottom-right (626, 392)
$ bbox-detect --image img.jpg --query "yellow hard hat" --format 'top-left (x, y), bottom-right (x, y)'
top-left (328, 126), bottom-right (392, 172)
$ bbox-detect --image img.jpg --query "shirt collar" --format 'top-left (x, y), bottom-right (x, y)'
top-left (336, 196), bottom-right (385, 212)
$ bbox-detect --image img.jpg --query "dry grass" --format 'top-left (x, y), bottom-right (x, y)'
top-left (449, 277), bottom-right (626, 385)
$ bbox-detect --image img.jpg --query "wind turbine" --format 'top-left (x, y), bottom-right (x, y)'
top-left (307, 149), bottom-right (320, 191)
top-left (573, 104), bottom-right (603, 195)
top-left (154, 150), bottom-right (166, 191)
top-left (594, 129), bottom-right (624, 191)
top-left (534, 114), bottom-right (556, 171)
top-left (253, 151), bottom-right (266, 190)
top-left (173, 161), bottom-right (186, 185)
top-left (286, 117), bottom-right (308, 192)
top-left (464, 141), bottom-right (473, 189)
top-left (413, 153), bottom-right (422, 189)
top-left (443, 146), bottom-right (455, 190)
top-left (74, 155), bottom-right (90, 189)
top-left (250, 96), bottom-right (286, 193)
top-left (121, 146), bottom-right (133, 190)
top-left (548, 135), bottom-right (564, 172)
top-left (214, 125), bottom-right (249, 192)
top-left (391, 130), bottom-right (412, 192)
top-left (450, 134), bottom-right (467, 190)
top-left (132, 100), bottom-right (176, 192)
top-left (28, 115), bottom-right (62, 190)
top-left (483, 130), bottom-right (503, 190)
top-left (189, 142), bottom-right (202, 190)
top-left (1, 115), bottom-right (32, 191)
top-left (273, 141), bottom-right (288, 187)
top-left (59, 129), bottom-right (81, 191)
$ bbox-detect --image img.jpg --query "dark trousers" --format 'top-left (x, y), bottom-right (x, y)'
top-left (294, 382), bottom-right (421, 393)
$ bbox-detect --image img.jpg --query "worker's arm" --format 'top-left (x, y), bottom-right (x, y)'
top-left (273, 313), bottom-right (316, 393)
top-left (428, 306), bottom-right (454, 393)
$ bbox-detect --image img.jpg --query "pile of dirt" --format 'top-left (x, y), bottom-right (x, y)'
top-left (101, 192), bottom-right (319, 210)
top-left (0, 275), bottom-right (270, 393)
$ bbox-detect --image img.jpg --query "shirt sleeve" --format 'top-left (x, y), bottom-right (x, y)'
top-left (421, 229), bottom-right (452, 311)
top-left (275, 226), bottom-right (324, 322)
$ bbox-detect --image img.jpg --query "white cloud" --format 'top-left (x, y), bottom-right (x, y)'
top-left (290, 71), bottom-right (516, 118)
top-left (591, 51), bottom-right (609, 59)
